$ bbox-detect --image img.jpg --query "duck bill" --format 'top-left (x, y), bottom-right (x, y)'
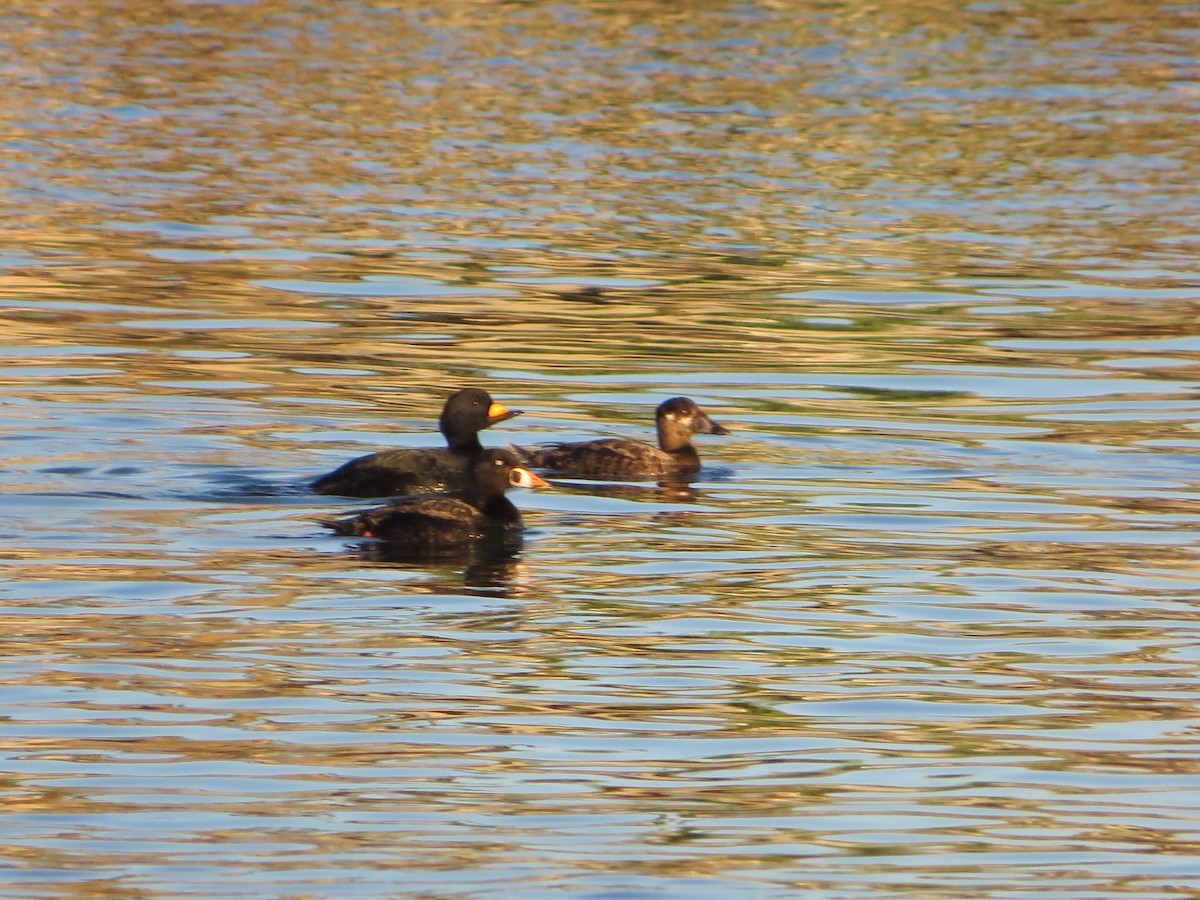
top-left (700, 415), bottom-right (730, 436)
top-left (510, 466), bottom-right (549, 489)
top-left (487, 401), bottom-right (522, 425)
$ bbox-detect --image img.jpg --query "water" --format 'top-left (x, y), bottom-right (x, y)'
top-left (2, 2), bottom-right (1200, 897)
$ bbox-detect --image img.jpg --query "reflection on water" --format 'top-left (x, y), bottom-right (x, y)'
top-left (2, 1), bottom-right (1200, 897)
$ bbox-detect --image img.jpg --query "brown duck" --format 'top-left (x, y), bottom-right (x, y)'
top-left (311, 388), bottom-right (521, 497)
top-left (515, 397), bottom-right (729, 479)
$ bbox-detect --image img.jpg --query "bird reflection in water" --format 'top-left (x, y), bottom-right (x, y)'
top-left (546, 479), bottom-right (703, 504)
top-left (350, 539), bottom-right (531, 595)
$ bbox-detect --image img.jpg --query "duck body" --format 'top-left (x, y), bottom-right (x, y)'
top-left (311, 388), bottom-right (520, 498)
top-left (329, 493), bottom-right (521, 547)
top-left (516, 397), bottom-right (728, 480)
top-left (324, 449), bottom-right (547, 554)
top-left (311, 447), bottom-right (476, 498)
top-left (521, 438), bottom-right (690, 479)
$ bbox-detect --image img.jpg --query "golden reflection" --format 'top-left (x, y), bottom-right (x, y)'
top-left (0, 0), bottom-right (1194, 267)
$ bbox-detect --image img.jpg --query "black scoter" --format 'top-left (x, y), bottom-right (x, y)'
top-left (515, 397), bottom-right (728, 479)
top-left (323, 449), bottom-right (548, 551)
top-left (311, 387), bottom-right (521, 497)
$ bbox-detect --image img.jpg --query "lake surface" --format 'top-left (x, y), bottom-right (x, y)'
top-left (2, 2), bottom-right (1200, 897)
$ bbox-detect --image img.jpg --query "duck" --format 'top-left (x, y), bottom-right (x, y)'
top-left (311, 387), bottom-right (521, 497)
top-left (323, 449), bottom-right (548, 552)
top-left (514, 397), bottom-right (729, 479)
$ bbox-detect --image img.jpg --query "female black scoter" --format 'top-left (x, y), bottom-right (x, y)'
top-left (515, 397), bottom-right (729, 479)
top-left (323, 449), bottom-right (548, 551)
top-left (311, 388), bottom-right (521, 497)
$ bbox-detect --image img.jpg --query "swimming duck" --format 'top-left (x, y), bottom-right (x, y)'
top-left (323, 449), bottom-right (548, 551)
top-left (311, 388), bottom-right (521, 497)
top-left (515, 397), bottom-right (729, 479)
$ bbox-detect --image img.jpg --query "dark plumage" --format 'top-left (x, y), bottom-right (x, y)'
top-left (323, 449), bottom-right (548, 553)
top-left (311, 388), bottom-right (521, 497)
top-left (515, 397), bottom-right (729, 479)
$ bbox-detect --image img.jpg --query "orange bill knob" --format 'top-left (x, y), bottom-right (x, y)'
top-left (486, 401), bottom-right (521, 424)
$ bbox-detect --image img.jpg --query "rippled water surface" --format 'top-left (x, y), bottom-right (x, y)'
top-left (3, 1), bottom-right (1200, 897)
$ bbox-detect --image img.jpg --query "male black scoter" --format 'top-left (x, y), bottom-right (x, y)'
top-left (311, 388), bottom-right (521, 497)
top-left (323, 449), bottom-right (547, 551)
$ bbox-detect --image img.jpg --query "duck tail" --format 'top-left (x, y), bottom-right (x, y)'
top-left (317, 513), bottom-right (372, 537)
top-left (507, 441), bottom-right (542, 467)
